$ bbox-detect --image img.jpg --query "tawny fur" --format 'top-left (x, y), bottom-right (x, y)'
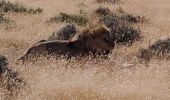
top-left (19, 25), bottom-right (115, 61)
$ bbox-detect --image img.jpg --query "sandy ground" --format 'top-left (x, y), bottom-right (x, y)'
top-left (0, 0), bottom-right (170, 100)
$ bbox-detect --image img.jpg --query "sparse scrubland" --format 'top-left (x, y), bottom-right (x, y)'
top-left (0, 0), bottom-right (170, 100)
top-left (0, 0), bottom-right (43, 14)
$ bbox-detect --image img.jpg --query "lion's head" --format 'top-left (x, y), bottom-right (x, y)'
top-left (71, 25), bottom-right (116, 51)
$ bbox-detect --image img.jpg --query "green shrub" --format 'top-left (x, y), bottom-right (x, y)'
top-left (48, 13), bottom-right (88, 26)
top-left (0, 0), bottom-right (43, 14)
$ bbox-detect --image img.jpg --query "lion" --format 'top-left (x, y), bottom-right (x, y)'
top-left (19, 25), bottom-right (116, 62)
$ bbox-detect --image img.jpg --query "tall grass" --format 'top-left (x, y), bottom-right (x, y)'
top-left (0, 0), bottom-right (170, 100)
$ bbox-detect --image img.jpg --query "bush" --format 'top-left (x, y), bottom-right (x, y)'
top-left (0, 55), bottom-right (24, 96)
top-left (148, 39), bottom-right (170, 58)
top-left (100, 14), bottom-right (141, 45)
top-left (121, 14), bottom-right (145, 23)
top-left (115, 25), bottom-right (141, 45)
top-left (100, 14), bottom-right (120, 28)
top-left (95, 7), bottom-right (145, 45)
top-left (0, 0), bottom-right (26, 13)
top-left (48, 24), bottom-right (77, 40)
top-left (138, 39), bottom-right (170, 61)
top-left (0, 13), bottom-right (9, 23)
top-left (149, 39), bottom-right (170, 53)
top-left (0, 0), bottom-right (43, 14)
top-left (95, 7), bottom-right (111, 16)
top-left (0, 55), bottom-right (8, 73)
top-left (96, 7), bottom-right (145, 24)
top-left (27, 7), bottom-right (43, 14)
top-left (96, 0), bottom-right (121, 4)
top-left (48, 13), bottom-right (88, 26)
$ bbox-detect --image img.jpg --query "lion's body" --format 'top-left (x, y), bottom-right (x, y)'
top-left (19, 25), bottom-right (116, 62)
top-left (20, 40), bottom-right (89, 61)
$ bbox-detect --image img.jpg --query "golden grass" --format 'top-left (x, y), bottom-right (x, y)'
top-left (0, 0), bottom-right (170, 100)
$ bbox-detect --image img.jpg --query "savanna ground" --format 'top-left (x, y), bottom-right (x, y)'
top-left (0, 0), bottom-right (170, 100)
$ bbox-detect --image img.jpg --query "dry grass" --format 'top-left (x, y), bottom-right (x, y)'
top-left (0, 0), bottom-right (170, 100)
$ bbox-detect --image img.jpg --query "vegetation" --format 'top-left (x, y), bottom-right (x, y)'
top-left (96, 0), bottom-right (121, 4)
top-left (96, 7), bottom-right (145, 24)
top-left (48, 24), bottom-right (77, 40)
top-left (114, 25), bottom-right (141, 45)
top-left (95, 7), bottom-right (111, 16)
top-left (0, 55), bottom-right (24, 97)
top-left (139, 39), bottom-right (170, 61)
top-left (48, 13), bottom-right (88, 26)
top-left (0, 0), bottom-right (43, 14)
top-left (0, 55), bottom-right (8, 73)
top-left (97, 7), bottom-right (142, 45)
top-left (0, 13), bottom-right (9, 23)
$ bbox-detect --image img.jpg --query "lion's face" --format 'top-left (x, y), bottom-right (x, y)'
top-left (71, 25), bottom-right (115, 51)
top-left (92, 26), bottom-right (115, 50)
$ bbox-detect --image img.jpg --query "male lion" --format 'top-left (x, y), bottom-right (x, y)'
top-left (19, 25), bottom-right (116, 62)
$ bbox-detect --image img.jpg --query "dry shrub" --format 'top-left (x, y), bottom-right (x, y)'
top-left (0, 13), bottom-right (9, 24)
top-left (0, 55), bottom-right (24, 98)
top-left (48, 24), bottom-right (77, 40)
top-left (96, 7), bottom-right (145, 24)
top-left (0, 55), bottom-right (7, 73)
top-left (138, 39), bottom-right (170, 61)
top-left (95, 0), bottom-right (121, 4)
top-left (0, 0), bottom-right (43, 14)
top-left (0, 13), bottom-right (17, 30)
top-left (48, 13), bottom-right (88, 26)
top-left (97, 7), bottom-right (142, 45)
top-left (27, 8), bottom-right (43, 14)
top-left (114, 25), bottom-right (141, 45)
top-left (95, 7), bottom-right (111, 16)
